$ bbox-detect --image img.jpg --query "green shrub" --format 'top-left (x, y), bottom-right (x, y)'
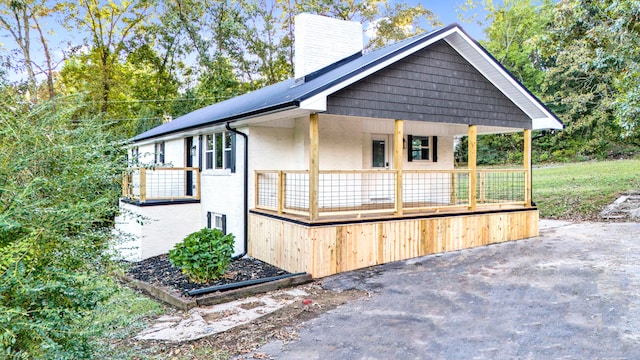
top-left (0, 97), bottom-right (126, 358)
top-left (169, 228), bottom-right (235, 283)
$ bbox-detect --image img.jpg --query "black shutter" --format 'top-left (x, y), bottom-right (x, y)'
top-left (432, 136), bottom-right (438, 163)
top-left (207, 212), bottom-right (212, 229)
top-left (230, 133), bottom-right (236, 173)
top-left (407, 135), bottom-right (413, 162)
top-left (198, 135), bottom-right (203, 171)
top-left (221, 214), bottom-right (227, 234)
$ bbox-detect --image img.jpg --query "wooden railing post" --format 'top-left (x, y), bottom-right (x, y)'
top-left (468, 125), bottom-right (477, 210)
top-left (523, 129), bottom-right (532, 207)
top-left (309, 113), bottom-right (319, 221)
top-left (139, 167), bottom-right (147, 202)
top-left (122, 172), bottom-right (128, 198)
top-left (278, 170), bottom-right (284, 214)
top-left (195, 168), bottom-right (201, 200)
top-left (394, 119), bottom-right (404, 216)
top-left (450, 172), bottom-right (456, 205)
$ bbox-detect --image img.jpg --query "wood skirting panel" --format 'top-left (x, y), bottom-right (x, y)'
top-left (249, 210), bottom-right (539, 278)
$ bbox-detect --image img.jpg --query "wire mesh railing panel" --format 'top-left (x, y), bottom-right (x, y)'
top-left (284, 172), bottom-right (309, 211)
top-left (254, 168), bottom-right (527, 218)
top-left (146, 169), bottom-right (186, 198)
top-left (318, 171), bottom-right (396, 212)
top-left (403, 171), bottom-right (470, 209)
top-left (124, 168), bottom-right (199, 201)
top-left (130, 169), bottom-right (141, 198)
top-left (256, 171), bottom-right (279, 209)
top-left (477, 170), bottom-right (526, 204)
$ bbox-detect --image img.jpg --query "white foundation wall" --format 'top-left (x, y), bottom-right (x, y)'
top-left (114, 200), bottom-right (201, 261)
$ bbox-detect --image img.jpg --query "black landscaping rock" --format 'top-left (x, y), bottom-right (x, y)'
top-left (125, 254), bottom-right (289, 295)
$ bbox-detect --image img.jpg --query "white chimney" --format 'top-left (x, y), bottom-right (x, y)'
top-left (294, 13), bottom-right (363, 79)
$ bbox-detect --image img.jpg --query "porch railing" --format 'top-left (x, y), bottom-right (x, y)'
top-left (255, 169), bottom-right (528, 219)
top-left (122, 167), bottom-right (200, 202)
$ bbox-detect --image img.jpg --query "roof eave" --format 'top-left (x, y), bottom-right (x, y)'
top-left (131, 101), bottom-right (301, 143)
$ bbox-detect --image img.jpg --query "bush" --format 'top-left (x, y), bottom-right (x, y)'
top-left (0, 97), bottom-right (126, 358)
top-left (168, 228), bottom-right (235, 283)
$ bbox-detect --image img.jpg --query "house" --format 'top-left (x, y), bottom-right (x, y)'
top-left (115, 15), bottom-right (563, 277)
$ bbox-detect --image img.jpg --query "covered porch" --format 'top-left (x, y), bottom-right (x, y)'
top-left (252, 116), bottom-right (533, 223)
top-left (248, 115), bottom-right (538, 278)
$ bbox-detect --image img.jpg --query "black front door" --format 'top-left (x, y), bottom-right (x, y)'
top-left (186, 137), bottom-right (193, 196)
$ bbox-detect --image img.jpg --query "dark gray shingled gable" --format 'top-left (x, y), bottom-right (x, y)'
top-left (326, 40), bottom-right (531, 129)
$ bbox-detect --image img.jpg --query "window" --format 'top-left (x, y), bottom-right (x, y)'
top-left (408, 135), bottom-right (438, 162)
top-left (131, 146), bottom-right (139, 164)
top-left (207, 212), bottom-right (227, 234)
top-left (411, 136), bottom-right (430, 161)
top-left (154, 142), bottom-right (165, 164)
top-left (205, 134), bottom-right (214, 169)
top-left (204, 131), bottom-right (235, 171)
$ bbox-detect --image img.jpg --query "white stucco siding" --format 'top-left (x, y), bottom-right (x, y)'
top-left (114, 200), bottom-right (201, 261)
top-left (163, 138), bottom-right (184, 167)
top-left (136, 143), bottom-right (155, 165)
top-left (318, 116), bottom-right (363, 169)
top-left (249, 126), bottom-right (297, 170)
top-left (199, 132), bottom-right (247, 256)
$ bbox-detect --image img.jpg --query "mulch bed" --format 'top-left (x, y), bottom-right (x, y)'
top-left (125, 254), bottom-right (289, 296)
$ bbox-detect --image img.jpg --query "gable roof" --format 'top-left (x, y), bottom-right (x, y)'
top-left (133, 23), bottom-right (562, 142)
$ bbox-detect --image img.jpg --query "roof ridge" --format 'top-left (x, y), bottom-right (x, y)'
top-left (297, 51), bottom-right (363, 85)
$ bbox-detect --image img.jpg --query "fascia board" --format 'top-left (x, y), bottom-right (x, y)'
top-left (444, 29), bottom-right (563, 130)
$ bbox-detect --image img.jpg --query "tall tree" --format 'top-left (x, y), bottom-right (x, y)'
top-left (537, 0), bottom-right (640, 156)
top-left (67, 0), bottom-right (155, 114)
top-left (0, 0), bottom-right (61, 100)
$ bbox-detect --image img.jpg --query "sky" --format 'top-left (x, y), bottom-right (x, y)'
top-left (428, 1), bottom-right (490, 40)
top-left (0, 1), bottom-right (491, 84)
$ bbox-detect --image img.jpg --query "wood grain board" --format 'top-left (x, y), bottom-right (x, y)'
top-left (249, 209), bottom-right (539, 278)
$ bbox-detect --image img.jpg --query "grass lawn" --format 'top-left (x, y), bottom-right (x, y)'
top-left (533, 158), bottom-right (640, 220)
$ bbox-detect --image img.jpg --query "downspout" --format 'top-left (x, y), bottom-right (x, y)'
top-left (226, 122), bottom-right (248, 260)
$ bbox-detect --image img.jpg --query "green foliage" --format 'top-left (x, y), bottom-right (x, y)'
top-left (533, 158), bottom-right (640, 220)
top-left (480, 0), bottom-right (554, 92)
top-left (169, 229), bottom-right (235, 284)
top-left (0, 96), bottom-right (126, 358)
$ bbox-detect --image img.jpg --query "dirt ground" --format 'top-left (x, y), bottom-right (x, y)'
top-left (127, 283), bottom-right (367, 359)
top-left (130, 219), bottom-right (640, 359)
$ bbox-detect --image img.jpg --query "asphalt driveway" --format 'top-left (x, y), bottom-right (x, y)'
top-left (243, 220), bottom-right (640, 359)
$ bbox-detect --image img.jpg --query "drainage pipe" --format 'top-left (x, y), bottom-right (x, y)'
top-left (186, 272), bottom-right (307, 296)
top-left (226, 122), bottom-right (249, 260)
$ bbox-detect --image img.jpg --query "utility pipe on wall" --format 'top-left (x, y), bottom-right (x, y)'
top-left (226, 122), bottom-right (249, 260)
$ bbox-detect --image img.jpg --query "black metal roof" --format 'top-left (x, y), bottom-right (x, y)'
top-left (133, 24), bottom-right (463, 142)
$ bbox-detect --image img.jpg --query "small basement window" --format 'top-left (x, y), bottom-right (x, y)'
top-left (408, 135), bottom-right (438, 162)
top-left (207, 212), bottom-right (227, 234)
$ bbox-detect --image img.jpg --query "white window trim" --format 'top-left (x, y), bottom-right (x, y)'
top-left (154, 142), bottom-right (165, 164)
top-left (207, 211), bottom-right (226, 234)
top-left (203, 131), bottom-right (233, 173)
